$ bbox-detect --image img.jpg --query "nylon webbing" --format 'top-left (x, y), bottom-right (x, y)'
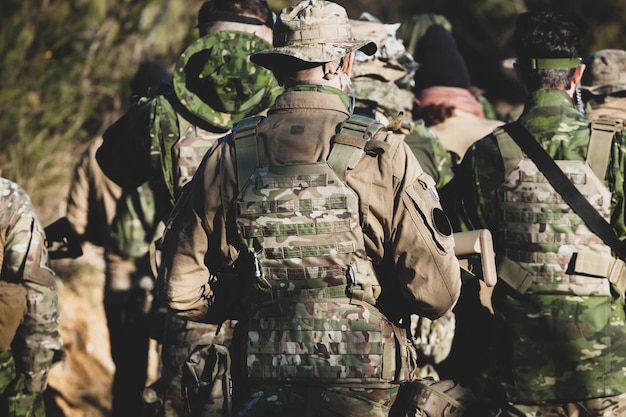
top-left (232, 116), bottom-right (265, 193)
top-left (502, 121), bottom-right (626, 260)
top-left (587, 118), bottom-right (621, 180)
top-left (327, 114), bottom-right (384, 181)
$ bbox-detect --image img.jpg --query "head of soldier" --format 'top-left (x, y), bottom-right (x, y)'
top-left (196, 0), bottom-right (273, 42)
top-left (173, 0), bottom-right (280, 131)
top-left (513, 5), bottom-right (587, 95)
top-left (581, 49), bottom-right (626, 105)
top-left (250, 0), bottom-right (376, 91)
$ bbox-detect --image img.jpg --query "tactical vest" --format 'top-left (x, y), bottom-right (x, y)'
top-left (492, 120), bottom-right (626, 403)
top-left (173, 114), bottom-right (225, 198)
top-left (232, 114), bottom-right (417, 386)
top-left (494, 119), bottom-right (624, 296)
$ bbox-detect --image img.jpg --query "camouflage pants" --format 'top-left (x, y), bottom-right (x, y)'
top-left (498, 394), bottom-right (626, 417)
top-left (0, 351), bottom-right (46, 417)
top-left (143, 312), bottom-right (235, 417)
top-left (233, 379), bottom-right (475, 417)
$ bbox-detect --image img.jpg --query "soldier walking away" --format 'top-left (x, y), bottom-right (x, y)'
top-left (65, 61), bottom-right (172, 417)
top-left (95, 1), bottom-right (281, 416)
top-left (0, 177), bottom-right (64, 417)
top-left (448, 6), bottom-right (626, 416)
top-left (157, 1), bottom-right (473, 416)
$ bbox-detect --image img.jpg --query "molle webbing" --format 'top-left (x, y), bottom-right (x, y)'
top-left (587, 118), bottom-right (621, 180)
top-left (328, 114), bottom-right (386, 181)
top-left (494, 125), bottom-right (619, 296)
top-left (245, 299), bottom-right (410, 385)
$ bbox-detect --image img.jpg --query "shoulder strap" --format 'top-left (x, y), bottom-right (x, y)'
top-left (502, 121), bottom-right (626, 260)
top-left (232, 116), bottom-right (265, 193)
top-left (493, 126), bottom-right (524, 179)
top-left (328, 114), bottom-right (386, 181)
top-left (587, 118), bottom-right (622, 180)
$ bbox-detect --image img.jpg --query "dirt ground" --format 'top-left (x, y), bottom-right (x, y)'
top-left (46, 244), bottom-right (159, 417)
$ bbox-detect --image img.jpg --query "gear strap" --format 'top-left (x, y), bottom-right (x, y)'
top-left (587, 118), bottom-right (622, 180)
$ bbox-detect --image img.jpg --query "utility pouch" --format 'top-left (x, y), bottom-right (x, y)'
top-left (182, 343), bottom-right (232, 417)
top-left (0, 281), bottom-right (27, 351)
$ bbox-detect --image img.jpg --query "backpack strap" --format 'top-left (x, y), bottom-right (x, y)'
top-left (232, 116), bottom-right (265, 193)
top-left (328, 114), bottom-right (386, 181)
top-left (587, 118), bottom-right (622, 180)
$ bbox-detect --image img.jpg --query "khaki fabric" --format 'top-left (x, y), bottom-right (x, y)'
top-left (158, 89), bottom-right (461, 322)
top-left (66, 137), bottom-right (122, 247)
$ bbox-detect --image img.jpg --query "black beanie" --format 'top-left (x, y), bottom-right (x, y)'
top-left (413, 24), bottom-right (472, 91)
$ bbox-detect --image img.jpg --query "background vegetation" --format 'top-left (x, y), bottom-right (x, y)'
top-left (1, 0), bottom-right (625, 224)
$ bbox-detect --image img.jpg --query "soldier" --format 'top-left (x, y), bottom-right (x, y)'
top-left (158, 1), bottom-right (466, 416)
top-left (0, 177), bottom-right (64, 417)
top-left (581, 49), bottom-right (626, 121)
top-left (449, 6), bottom-right (626, 416)
top-left (96, 1), bottom-right (281, 416)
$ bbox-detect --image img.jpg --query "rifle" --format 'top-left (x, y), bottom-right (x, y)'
top-left (44, 217), bottom-right (83, 260)
top-left (453, 229), bottom-right (497, 287)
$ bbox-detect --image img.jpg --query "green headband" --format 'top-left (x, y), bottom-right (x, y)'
top-left (529, 57), bottom-right (581, 69)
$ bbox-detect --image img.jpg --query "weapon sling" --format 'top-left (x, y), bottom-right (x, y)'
top-left (501, 121), bottom-right (626, 260)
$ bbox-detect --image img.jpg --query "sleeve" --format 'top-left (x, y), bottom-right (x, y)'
top-left (358, 136), bottom-right (461, 321)
top-left (157, 143), bottom-right (236, 323)
top-left (66, 145), bottom-right (93, 239)
top-left (448, 135), bottom-right (504, 233)
top-left (2, 182), bottom-right (63, 393)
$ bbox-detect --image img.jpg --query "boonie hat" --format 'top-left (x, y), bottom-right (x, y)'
top-left (581, 49), bottom-right (626, 96)
top-left (173, 31), bottom-right (280, 131)
top-left (250, 0), bottom-right (377, 68)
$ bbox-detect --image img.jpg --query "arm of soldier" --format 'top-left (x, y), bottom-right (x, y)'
top-left (5, 200), bottom-right (63, 393)
top-left (393, 141), bottom-right (461, 319)
top-left (449, 135), bottom-right (502, 233)
top-left (157, 148), bottom-right (232, 322)
top-left (364, 137), bottom-right (461, 320)
top-left (157, 183), bottom-right (216, 322)
top-left (65, 143), bottom-right (93, 239)
top-left (13, 280), bottom-right (63, 393)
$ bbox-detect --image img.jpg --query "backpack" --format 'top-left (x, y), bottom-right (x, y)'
top-left (108, 181), bottom-right (162, 260)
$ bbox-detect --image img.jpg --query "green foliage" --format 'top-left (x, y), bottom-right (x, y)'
top-left (0, 0), bottom-right (198, 222)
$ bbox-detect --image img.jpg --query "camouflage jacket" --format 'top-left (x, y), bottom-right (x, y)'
top-left (0, 178), bottom-right (64, 393)
top-left (451, 89), bottom-right (626, 402)
top-left (158, 87), bottom-right (461, 324)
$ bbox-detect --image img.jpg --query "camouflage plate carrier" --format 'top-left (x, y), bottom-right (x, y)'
top-left (231, 114), bottom-right (418, 387)
top-left (492, 119), bottom-right (626, 402)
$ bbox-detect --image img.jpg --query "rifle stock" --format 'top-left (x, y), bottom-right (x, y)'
top-left (453, 229), bottom-right (497, 287)
top-left (45, 217), bottom-right (83, 260)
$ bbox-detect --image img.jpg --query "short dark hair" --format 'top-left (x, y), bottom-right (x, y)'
top-left (197, 0), bottom-right (273, 29)
top-left (514, 6), bottom-right (586, 91)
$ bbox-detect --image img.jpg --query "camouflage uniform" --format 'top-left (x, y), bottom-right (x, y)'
top-left (138, 22), bottom-right (281, 417)
top-left (158, 2), bottom-right (464, 416)
top-left (0, 177), bottom-right (64, 417)
top-left (581, 49), bottom-right (626, 122)
top-left (452, 87), bottom-right (626, 415)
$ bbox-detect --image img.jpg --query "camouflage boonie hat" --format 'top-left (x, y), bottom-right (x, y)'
top-left (581, 49), bottom-right (626, 96)
top-left (350, 18), bottom-right (417, 119)
top-left (250, 0), bottom-right (377, 68)
top-left (174, 31), bottom-right (280, 131)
